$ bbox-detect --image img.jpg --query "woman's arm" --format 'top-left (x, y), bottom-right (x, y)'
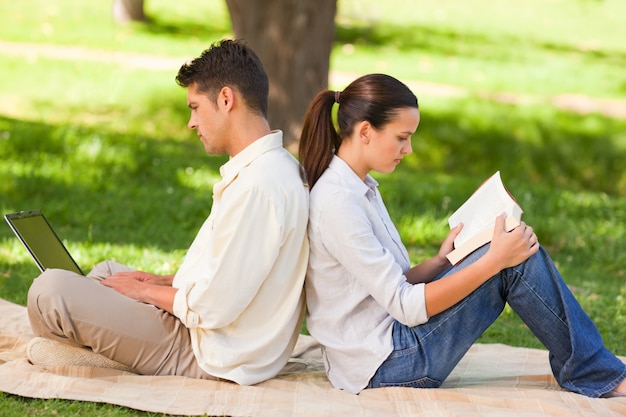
top-left (405, 224), bottom-right (461, 284)
top-left (423, 214), bottom-right (539, 317)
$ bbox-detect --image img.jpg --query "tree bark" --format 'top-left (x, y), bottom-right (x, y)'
top-left (225, 0), bottom-right (337, 150)
top-left (112, 0), bottom-right (147, 23)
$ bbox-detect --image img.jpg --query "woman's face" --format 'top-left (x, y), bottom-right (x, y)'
top-left (365, 107), bottom-right (420, 174)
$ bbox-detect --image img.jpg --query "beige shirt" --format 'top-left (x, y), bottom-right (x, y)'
top-left (172, 131), bottom-right (309, 385)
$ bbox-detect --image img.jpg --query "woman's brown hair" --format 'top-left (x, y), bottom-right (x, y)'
top-left (298, 74), bottom-right (418, 188)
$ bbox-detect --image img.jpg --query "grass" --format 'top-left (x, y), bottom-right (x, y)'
top-left (0, 0), bottom-right (231, 55)
top-left (334, 0), bottom-right (626, 98)
top-left (0, 394), bottom-right (175, 417)
top-left (1, 0), bottom-right (625, 415)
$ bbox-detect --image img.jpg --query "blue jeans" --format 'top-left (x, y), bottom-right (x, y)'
top-left (368, 245), bottom-right (626, 397)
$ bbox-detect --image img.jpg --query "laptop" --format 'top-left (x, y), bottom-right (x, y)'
top-left (4, 210), bottom-right (84, 275)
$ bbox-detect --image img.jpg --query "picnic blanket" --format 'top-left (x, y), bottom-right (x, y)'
top-left (0, 297), bottom-right (624, 416)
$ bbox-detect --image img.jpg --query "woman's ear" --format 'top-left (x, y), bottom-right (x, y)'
top-left (357, 121), bottom-right (371, 144)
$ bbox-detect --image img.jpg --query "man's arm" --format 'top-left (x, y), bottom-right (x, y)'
top-left (101, 272), bottom-right (177, 314)
top-left (116, 271), bottom-right (175, 286)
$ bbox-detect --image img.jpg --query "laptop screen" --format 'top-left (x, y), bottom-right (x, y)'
top-left (5, 210), bottom-right (84, 275)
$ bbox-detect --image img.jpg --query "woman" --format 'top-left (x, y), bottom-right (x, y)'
top-left (298, 73), bottom-right (626, 397)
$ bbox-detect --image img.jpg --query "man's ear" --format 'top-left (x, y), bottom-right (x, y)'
top-left (218, 86), bottom-right (235, 111)
top-left (357, 121), bottom-right (371, 144)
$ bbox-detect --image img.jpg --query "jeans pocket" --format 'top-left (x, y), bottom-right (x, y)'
top-left (372, 343), bottom-right (444, 389)
top-left (379, 376), bottom-right (442, 389)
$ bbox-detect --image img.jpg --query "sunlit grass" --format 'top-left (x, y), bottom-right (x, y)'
top-left (0, 0), bottom-right (230, 54)
top-left (334, 0), bottom-right (626, 98)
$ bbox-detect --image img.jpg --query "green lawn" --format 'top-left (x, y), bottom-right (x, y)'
top-left (1, 0), bottom-right (625, 415)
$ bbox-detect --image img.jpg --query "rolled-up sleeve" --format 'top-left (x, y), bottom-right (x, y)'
top-left (173, 282), bottom-right (199, 328)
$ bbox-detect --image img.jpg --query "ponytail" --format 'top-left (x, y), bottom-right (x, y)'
top-left (298, 90), bottom-right (340, 189)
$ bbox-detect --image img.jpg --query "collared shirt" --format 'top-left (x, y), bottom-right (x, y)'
top-left (172, 131), bottom-right (309, 385)
top-left (305, 156), bottom-right (428, 394)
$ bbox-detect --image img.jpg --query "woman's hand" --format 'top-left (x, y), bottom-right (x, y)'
top-left (437, 223), bottom-right (463, 264)
top-left (424, 215), bottom-right (538, 317)
top-left (405, 224), bottom-right (463, 284)
top-left (485, 214), bottom-right (539, 271)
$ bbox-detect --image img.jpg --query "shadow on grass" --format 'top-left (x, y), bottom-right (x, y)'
top-left (379, 98), bottom-right (626, 201)
top-left (415, 102), bottom-right (626, 194)
top-left (2, 93), bottom-right (623, 250)
top-left (1, 95), bottom-right (625, 355)
top-left (0, 115), bottom-right (227, 252)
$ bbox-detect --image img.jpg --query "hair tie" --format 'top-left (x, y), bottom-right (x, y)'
top-left (334, 91), bottom-right (341, 104)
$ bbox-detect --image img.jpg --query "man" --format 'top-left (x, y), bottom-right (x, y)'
top-left (27, 39), bottom-right (310, 385)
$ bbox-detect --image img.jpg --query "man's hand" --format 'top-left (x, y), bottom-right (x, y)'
top-left (101, 274), bottom-right (151, 302)
top-left (101, 272), bottom-right (177, 314)
top-left (104, 271), bottom-right (174, 286)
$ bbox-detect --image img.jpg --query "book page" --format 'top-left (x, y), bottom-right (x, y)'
top-left (448, 172), bottom-right (521, 248)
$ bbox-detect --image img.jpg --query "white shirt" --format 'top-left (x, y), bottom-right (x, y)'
top-left (305, 156), bottom-right (428, 394)
top-left (172, 131), bottom-right (309, 385)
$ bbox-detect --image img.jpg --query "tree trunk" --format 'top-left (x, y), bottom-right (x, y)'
top-left (112, 0), bottom-right (147, 23)
top-left (225, 0), bottom-right (337, 150)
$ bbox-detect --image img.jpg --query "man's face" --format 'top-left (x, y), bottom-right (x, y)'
top-left (186, 83), bottom-right (228, 155)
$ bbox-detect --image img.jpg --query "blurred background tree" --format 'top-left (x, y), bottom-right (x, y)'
top-left (225, 0), bottom-right (337, 149)
top-left (112, 0), bottom-right (146, 23)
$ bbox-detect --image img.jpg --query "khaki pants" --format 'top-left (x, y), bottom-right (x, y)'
top-left (27, 261), bottom-right (215, 379)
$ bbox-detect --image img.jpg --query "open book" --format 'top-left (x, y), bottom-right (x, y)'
top-left (446, 171), bottom-right (523, 265)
